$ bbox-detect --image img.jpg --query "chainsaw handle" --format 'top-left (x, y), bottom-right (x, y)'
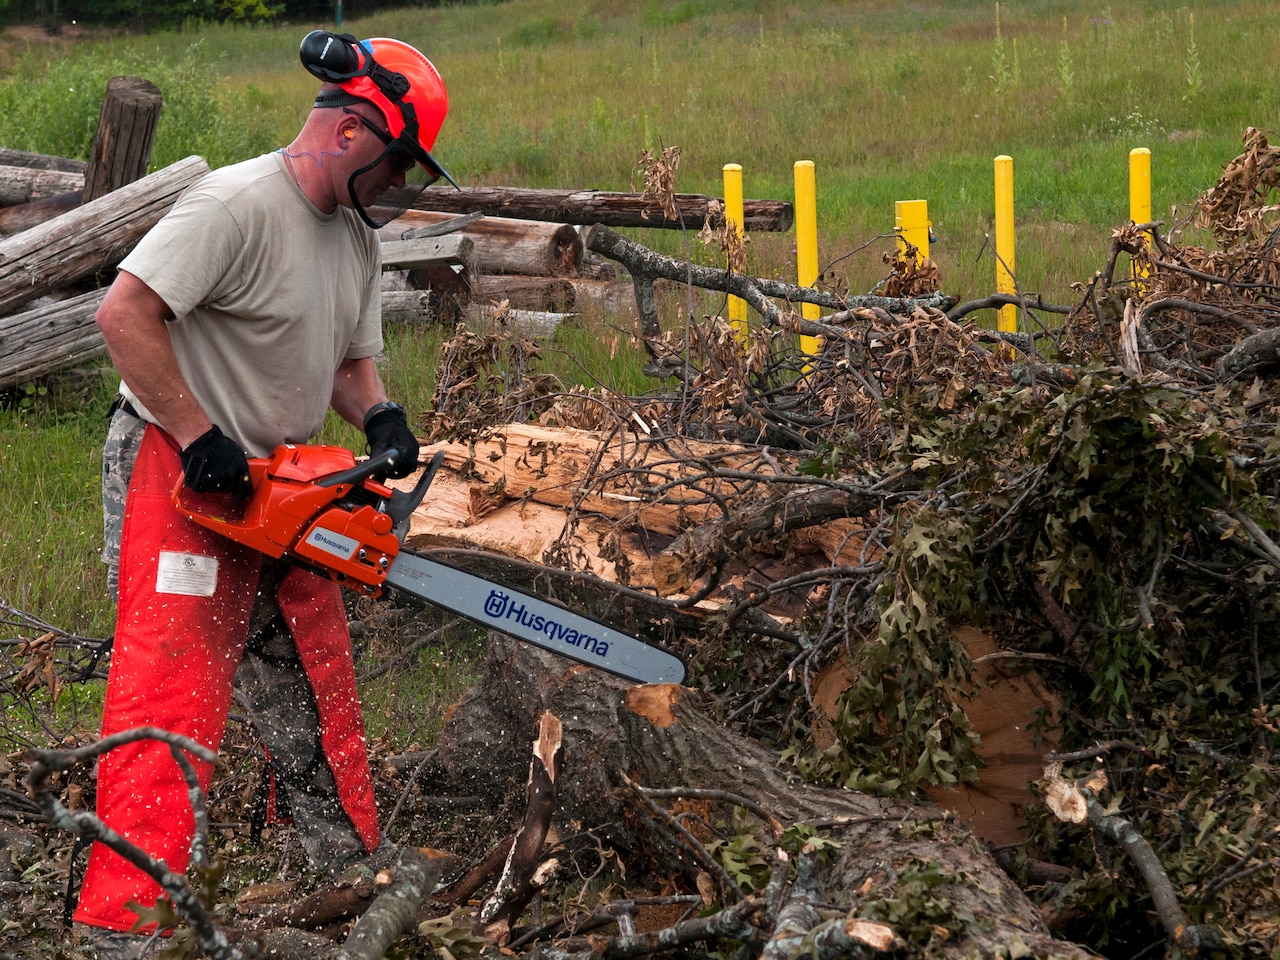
top-left (387, 450), bottom-right (444, 526)
top-left (315, 447), bottom-right (401, 488)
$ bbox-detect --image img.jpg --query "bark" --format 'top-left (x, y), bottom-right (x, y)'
top-left (433, 635), bottom-right (1101, 959)
top-left (387, 210), bottom-right (584, 276)
top-left (0, 288), bottom-right (106, 390)
top-left (586, 224), bottom-right (954, 343)
top-left (380, 233), bottom-right (474, 271)
top-left (0, 164), bottom-right (82, 205)
top-left (0, 155), bottom-right (209, 318)
top-left (651, 483), bottom-right (884, 596)
top-left (1216, 325), bottom-right (1280, 379)
top-left (0, 190), bottom-right (83, 237)
top-left (413, 185), bottom-right (794, 232)
top-left (82, 76), bottom-right (163, 203)
top-left (0, 148), bottom-right (86, 174)
top-left (341, 849), bottom-right (448, 960)
top-left (480, 712), bottom-right (564, 944)
top-left (473, 274), bottom-right (576, 311)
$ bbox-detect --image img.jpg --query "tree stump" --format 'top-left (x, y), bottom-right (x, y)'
top-left (432, 635), bottom-right (1100, 958)
top-left (83, 76), bottom-right (163, 203)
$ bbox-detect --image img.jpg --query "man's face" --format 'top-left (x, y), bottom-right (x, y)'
top-left (343, 108), bottom-right (413, 207)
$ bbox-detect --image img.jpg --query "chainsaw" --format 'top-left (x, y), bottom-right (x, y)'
top-left (171, 443), bottom-right (685, 685)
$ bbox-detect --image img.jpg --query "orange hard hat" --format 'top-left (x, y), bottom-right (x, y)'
top-left (300, 31), bottom-right (456, 188)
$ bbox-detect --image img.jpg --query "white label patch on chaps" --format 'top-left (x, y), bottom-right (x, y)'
top-left (156, 551), bottom-right (219, 597)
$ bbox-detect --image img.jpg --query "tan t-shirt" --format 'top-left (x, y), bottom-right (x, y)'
top-left (119, 152), bottom-right (383, 457)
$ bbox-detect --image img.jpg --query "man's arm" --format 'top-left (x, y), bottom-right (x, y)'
top-left (95, 270), bottom-right (212, 449)
top-left (330, 355), bottom-right (388, 427)
top-left (332, 355), bottom-right (420, 477)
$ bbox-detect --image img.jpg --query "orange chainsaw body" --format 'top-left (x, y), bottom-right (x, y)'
top-left (171, 443), bottom-right (403, 598)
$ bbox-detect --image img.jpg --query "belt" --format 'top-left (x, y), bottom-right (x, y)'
top-left (107, 394), bottom-right (143, 421)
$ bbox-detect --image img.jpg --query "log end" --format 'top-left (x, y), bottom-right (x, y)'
top-left (623, 684), bottom-right (686, 728)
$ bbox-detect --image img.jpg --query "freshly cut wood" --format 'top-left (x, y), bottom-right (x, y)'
top-left (811, 626), bottom-right (1062, 847)
top-left (0, 289), bottom-right (107, 390)
top-left (422, 423), bottom-right (764, 537)
top-left (0, 155), bottom-right (210, 318)
top-left (395, 466), bottom-right (660, 587)
top-left (386, 210), bottom-right (583, 276)
top-left (0, 164), bottom-right (82, 205)
top-left (472, 274), bottom-right (575, 311)
top-left (413, 185), bottom-right (794, 232)
top-left (380, 233), bottom-right (473, 270)
top-left (83, 76), bottom-right (163, 203)
top-left (0, 191), bottom-right (83, 237)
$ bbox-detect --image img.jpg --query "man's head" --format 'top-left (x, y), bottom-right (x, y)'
top-left (299, 31), bottom-right (456, 227)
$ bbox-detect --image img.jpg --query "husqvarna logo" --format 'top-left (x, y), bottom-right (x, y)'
top-left (305, 527), bottom-right (357, 559)
top-left (483, 589), bottom-right (610, 659)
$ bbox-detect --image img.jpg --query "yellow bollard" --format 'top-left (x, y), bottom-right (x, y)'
top-left (994, 155), bottom-right (1016, 333)
top-left (794, 160), bottom-right (822, 358)
top-left (723, 163), bottom-right (747, 342)
top-left (1130, 147), bottom-right (1151, 282)
top-left (894, 199), bottom-right (930, 265)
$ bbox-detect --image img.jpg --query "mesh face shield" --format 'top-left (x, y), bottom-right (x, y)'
top-left (343, 109), bottom-right (443, 229)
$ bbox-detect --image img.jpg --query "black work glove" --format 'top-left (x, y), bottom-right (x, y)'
top-left (179, 425), bottom-right (253, 499)
top-left (364, 402), bottom-right (419, 479)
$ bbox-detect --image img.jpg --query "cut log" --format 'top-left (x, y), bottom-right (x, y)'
top-left (381, 289), bottom-right (436, 324)
top-left (0, 289), bottom-right (107, 390)
top-left (0, 155), bottom-right (210, 318)
top-left (412, 185), bottom-right (794, 232)
top-left (433, 636), bottom-right (1101, 958)
top-left (0, 148), bottom-right (86, 174)
top-left (0, 190), bottom-right (83, 237)
top-left (421, 423), bottom-right (766, 537)
top-left (0, 164), bottom-right (82, 205)
top-left (380, 233), bottom-right (474, 271)
top-left (82, 76), bottom-right (163, 203)
top-left (385, 210), bottom-right (584, 277)
top-left (472, 275), bottom-right (576, 311)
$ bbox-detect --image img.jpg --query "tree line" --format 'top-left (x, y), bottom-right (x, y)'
top-left (2, 0), bottom-right (483, 32)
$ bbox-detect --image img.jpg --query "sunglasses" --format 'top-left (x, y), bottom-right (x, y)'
top-left (343, 107), bottom-right (436, 179)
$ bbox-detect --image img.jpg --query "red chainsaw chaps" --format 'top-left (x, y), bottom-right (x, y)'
top-left (74, 426), bottom-right (379, 934)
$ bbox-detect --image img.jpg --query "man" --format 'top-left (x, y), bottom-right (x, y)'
top-left (75, 33), bottom-right (455, 956)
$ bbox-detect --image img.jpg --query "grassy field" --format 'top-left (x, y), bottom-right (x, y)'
top-left (0, 0), bottom-right (1274, 643)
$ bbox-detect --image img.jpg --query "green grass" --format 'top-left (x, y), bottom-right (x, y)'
top-left (0, 0), bottom-right (1274, 708)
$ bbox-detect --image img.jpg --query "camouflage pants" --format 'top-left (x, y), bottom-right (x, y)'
top-left (100, 406), bottom-right (370, 873)
top-left (101, 407), bottom-right (146, 603)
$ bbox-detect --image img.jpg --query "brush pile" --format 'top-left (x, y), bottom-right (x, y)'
top-left (6, 129), bottom-right (1280, 959)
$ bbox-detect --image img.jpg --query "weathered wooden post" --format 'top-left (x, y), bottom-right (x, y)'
top-left (83, 76), bottom-right (163, 203)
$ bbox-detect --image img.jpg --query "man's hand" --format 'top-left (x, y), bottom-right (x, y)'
top-left (180, 426), bottom-right (253, 498)
top-left (364, 402), bottom-right (419, 479)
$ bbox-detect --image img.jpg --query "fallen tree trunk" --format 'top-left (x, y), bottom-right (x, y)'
top-left (472, 274), bottom-right (576, 311)
top-left (0, 288), bottom-right (107, 390)
top-left (0, 154), bottom-right (209, 318)
top-left (413, 185), bottom-right (793, 232)
top-left (386, 210), bottom-right (584, 276)
top-left (432, 636), bottom-right (1101, 959)
top-left (0, 148), bottom-right (86, 173)
top-left (0, 190), bottom-right (83, 237)
top-left (0, 164), bottom-right (82, 205)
